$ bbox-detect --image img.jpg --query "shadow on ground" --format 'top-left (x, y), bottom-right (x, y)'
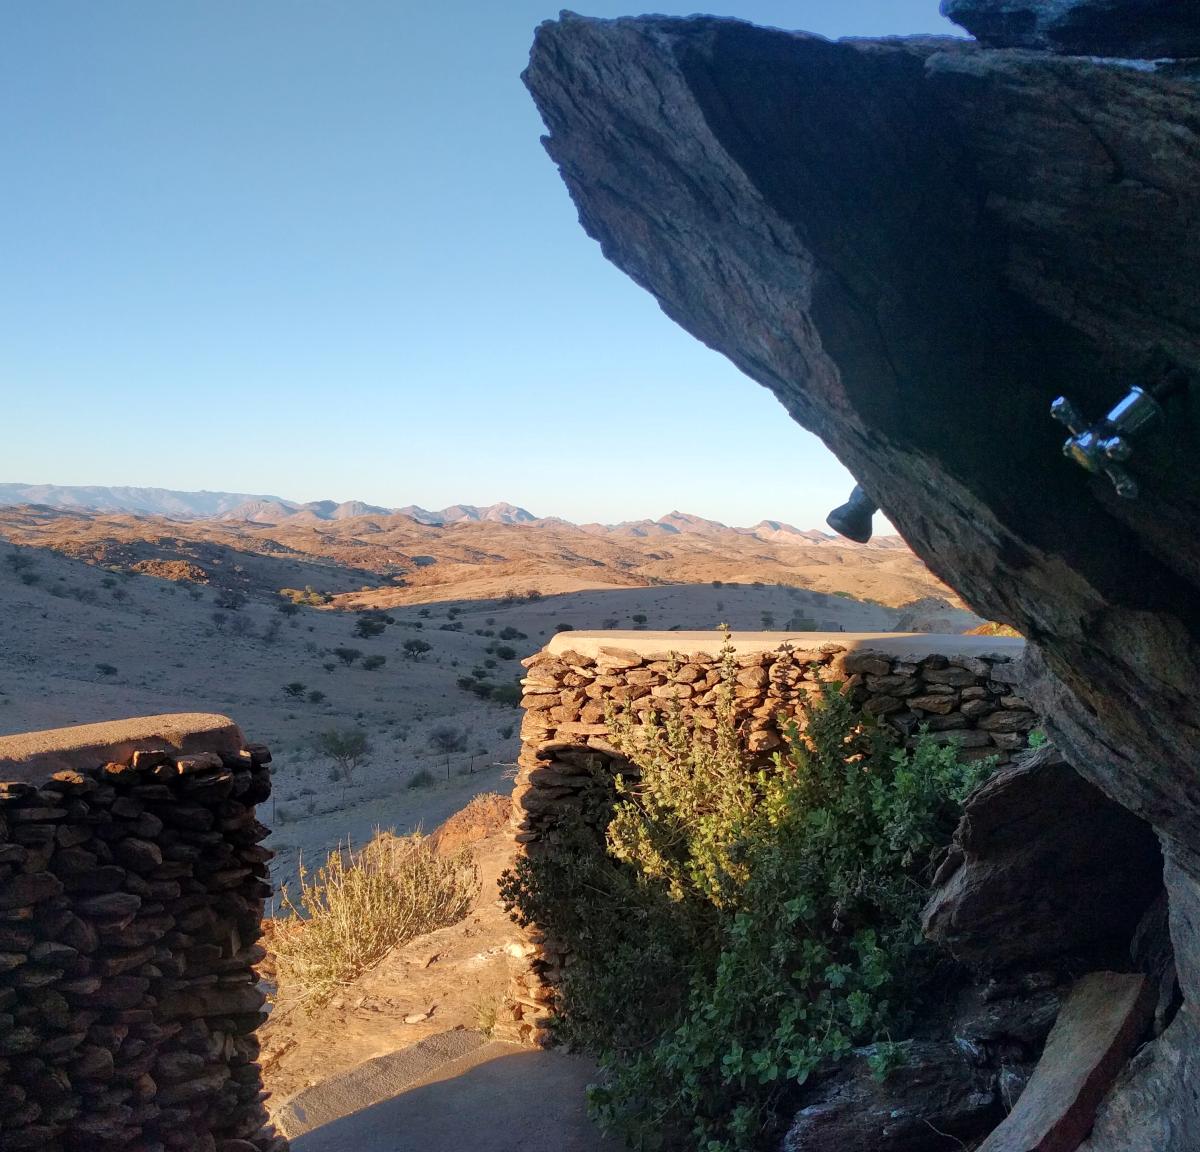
top-left (290, 1044), bottom-right (610, 1152)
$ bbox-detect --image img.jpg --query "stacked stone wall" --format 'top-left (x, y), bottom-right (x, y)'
top-left (505, 632), bottom-right (1030, 1044)
top-left (0, 714), bottom-right (285, 1152)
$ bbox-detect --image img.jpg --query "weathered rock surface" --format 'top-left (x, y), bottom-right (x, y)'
top-left (942, 0), bottom-right (1200, 59)
top-left (781, 1040), bottom-right (1000, 1152)
top-left (525, 15), bottom-right (1200, 1144)
top-left (922, 746), bottom-right (1161, 969)
top-left (979, 972), bottom-right (1154, 1152)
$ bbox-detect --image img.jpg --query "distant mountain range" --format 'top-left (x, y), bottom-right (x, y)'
top-left (0, 483), bottom-right (902, 548)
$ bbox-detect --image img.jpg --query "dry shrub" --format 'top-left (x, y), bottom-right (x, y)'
top-left (271, 831), bottom-right (478, 1013)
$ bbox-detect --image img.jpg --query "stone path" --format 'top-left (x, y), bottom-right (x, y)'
top-left (286, 1034), bottom-right (610, 1152)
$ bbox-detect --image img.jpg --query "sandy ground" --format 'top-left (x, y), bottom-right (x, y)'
top-left (260, 825), bottom-right (523, 1109)
top-left (0, 542), bottom-right (975, 892)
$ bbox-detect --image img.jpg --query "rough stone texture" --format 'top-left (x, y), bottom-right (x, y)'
top-left (941, 0), bottom-right (1200, 60)
top-left (1078, 1004), bottom-right (1200, 1151)
top-left (0, 716), bottom-right (284, 1152)
top-left (978, 972), bottom-right (1154, 1152)
top-left (781, 1040), bottom-right (1000, 1152)
top-left (524, 17), bottom-right (1200, 1144)
top-left (922, 745), bottom-right (1161, 970)
top-left (507, 631), bottom-right (1029, 1044)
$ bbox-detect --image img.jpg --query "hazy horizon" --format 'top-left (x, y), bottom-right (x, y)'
top-left (3, 2), bottom-right (955, 526)
top-left (0, 479), bottom-right (903, 534)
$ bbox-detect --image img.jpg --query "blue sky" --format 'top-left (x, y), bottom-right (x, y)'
top-left (1, 2), bottom-right (957, 527)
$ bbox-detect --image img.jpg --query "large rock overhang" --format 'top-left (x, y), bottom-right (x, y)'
top-left (523, 14), bottom-right (1200, 853)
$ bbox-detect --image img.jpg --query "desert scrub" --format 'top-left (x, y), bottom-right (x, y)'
top-left (272, 831), bottom-right (478, 1014)
top-left (501, 647), bottom-right (990, 1152)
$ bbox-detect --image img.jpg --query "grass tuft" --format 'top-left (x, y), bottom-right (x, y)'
top-left (270, 830), bottom-right (478, 1013)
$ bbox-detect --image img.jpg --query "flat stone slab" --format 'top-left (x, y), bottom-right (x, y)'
top-left (0, 713), bottom-right (244, 783)
top-left (545, 630), bottom-right (1025, 661)
top-left (979, 972), bottom-right (1155, 1152)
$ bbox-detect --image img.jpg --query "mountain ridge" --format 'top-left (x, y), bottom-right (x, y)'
top-left (0, 483), bottom-right (901, 548)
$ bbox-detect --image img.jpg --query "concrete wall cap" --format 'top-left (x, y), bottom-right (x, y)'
top-left (544, 631), bottom-right (1026, 661)
top-left (0, 713), bottom-right (245, 783)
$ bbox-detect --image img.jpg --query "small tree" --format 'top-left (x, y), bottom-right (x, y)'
top-left (362, 654), bottom-right (386, 671)
top-left (229, 614), bottom-right (254, 638)
top-left (315, 728), bottom-right (372, 797)
top-left (333, 647), bottom-right (362, 667)
top-left (403, 639), bottom-right (432, 661)
top-left (211, 611), bottom-right (227, 633)
top-left (354, 617), bottom-right (387, 639)
top-left (215, 589), bottom-right (247, 611)
top-left (428, 726), bottom-right (466, 755)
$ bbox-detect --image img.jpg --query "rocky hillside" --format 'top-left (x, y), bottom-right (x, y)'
top-left (0, 503), bottom-right (959, 610)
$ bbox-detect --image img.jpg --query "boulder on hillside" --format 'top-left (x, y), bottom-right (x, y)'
top-left (922, 746), bottom-right (1162, 970)
top-left (941, 0), bottom-right (1200, 59)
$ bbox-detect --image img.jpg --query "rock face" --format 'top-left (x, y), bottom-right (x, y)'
top-left (942, 0), bottom-right (1200, 59)
top-left (922, 746), bottom-right (1162, 970)
top-left (979, 972), bottom-right (1155, 1152)
top-left (524, 15), bottom-right (1199, 1145)
top-left (781, 1040), bottom-right (1000, 1152)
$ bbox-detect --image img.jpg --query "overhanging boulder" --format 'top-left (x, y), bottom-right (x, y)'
top-left (922, 746), bottom-right (1162, 970)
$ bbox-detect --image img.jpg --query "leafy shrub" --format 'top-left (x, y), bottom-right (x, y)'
top-left (333, 646), bottom-right (362, 666)
top-left (489, 681), bottom-right (522, 708)
top-left (494, 645), bottom-right (518, 661)
top-left (498, 626), bottom-right (527, 641)
top-left (500, 649), bottom-right (989, 1151)
top-left (271, 831), bottom-right (477, 1012)
top-left (215, 588), bottom-right (247, 611)
top-left (403, 638), bottom-right (432, 660)
top-left (429, 726), bottom-right (467, 755)
top-left (354, 615), bottom-right (388, 639)
top-left (307, 690), bottom-right (326, 705)
top-left (95, 663), bottom-right (118, 677)
top-left (407, 768), bottom-right (437, 789)
top-left (283, 681), bottom-right (306, 699)
top-left (281, 586), bottom-right (332, 607)
top-left (362, 654), bottom-right (386, 671)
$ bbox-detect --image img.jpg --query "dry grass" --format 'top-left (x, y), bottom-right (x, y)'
top-left (270, 830), bottom-right (479, 1014)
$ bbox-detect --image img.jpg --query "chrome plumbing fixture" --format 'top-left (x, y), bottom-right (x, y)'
top-left (1051, 368), bottom-right (1188, 499)
top-left (826, 484), bottom-right (878, 544)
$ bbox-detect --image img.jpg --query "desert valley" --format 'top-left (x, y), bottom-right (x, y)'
top-left (0, 484), bottom-right (979, 891)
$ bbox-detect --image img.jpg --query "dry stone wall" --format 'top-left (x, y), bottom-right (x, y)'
top-left (0, 714), bottom-right (285, 1152)
top-left (506, 631), bottom-right (1029, 1045)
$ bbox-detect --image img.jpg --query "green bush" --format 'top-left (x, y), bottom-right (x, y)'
top-left (500, 648), bottom-right (989, 1152)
